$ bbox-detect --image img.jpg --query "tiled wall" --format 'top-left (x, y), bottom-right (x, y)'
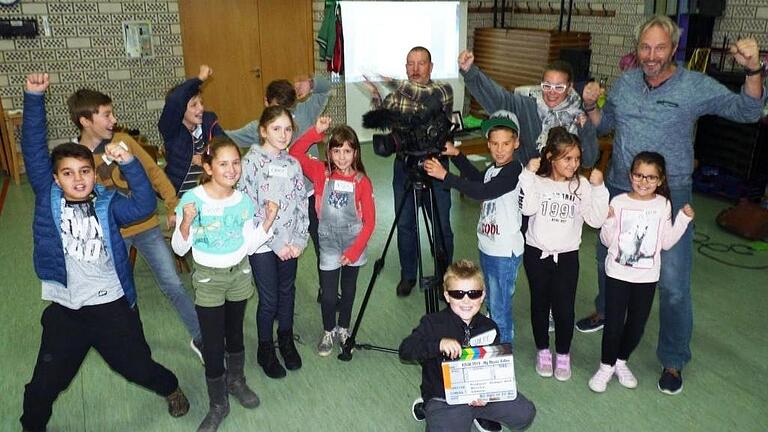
top-left (509, 0), bottom-right (768, 86)
top-left (712, 1), bottom-right (768, 68)
top-left (0, 1), bottom-right (765, 144)
top-left (0, 0), bottom-right (185, 145)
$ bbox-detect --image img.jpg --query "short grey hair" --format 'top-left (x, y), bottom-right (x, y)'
top-left (635, 15), bottom-right (680, 48)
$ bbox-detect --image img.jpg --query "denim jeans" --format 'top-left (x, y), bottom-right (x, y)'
top-left (124, 225), bottom-right (201, 342)
top-left (656, 187), bottom-right (694, 370)
top-left (392, 158), bottom-right (453, 281)
top-left (249, 251), bottom-right (298, 342)
top-left (595, 186), bottom-right (694, 369)
top-left (479, 250), bottom-right (523, 345)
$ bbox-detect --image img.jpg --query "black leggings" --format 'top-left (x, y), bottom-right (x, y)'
top-left (523, 245), bottom-right (579, 354)
top-left (196, 300), bottom-right (247, 378)
top-left (308, 194), bottom-right (321, 277)
top-left (320, 266), bottom-right (360, 332)
top-left (601, 276), bottom-right (656, 365)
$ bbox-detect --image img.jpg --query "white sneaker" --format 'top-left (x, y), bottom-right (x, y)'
top-left (411, 397), bottom-right (425, 421)
top-left (317, 331), bottom-right (334, 357)
top-left (189, 339), bottom-right (204, 364)
top-left (588, 363), bottom-right (615, 392)
top-left (615, 359), bottom-right (638, 388)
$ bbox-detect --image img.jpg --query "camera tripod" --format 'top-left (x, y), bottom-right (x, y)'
top-left (338, 161), bottom-right (449, 360)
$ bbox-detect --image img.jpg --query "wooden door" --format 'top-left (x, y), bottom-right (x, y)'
top-left (178, 0), bottom-right (314, 130)
top-left (257, 0), bottom-right (314, 86)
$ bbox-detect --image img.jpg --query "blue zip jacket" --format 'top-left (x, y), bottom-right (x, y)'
top-left (599, 64), bottom-right (766, 191)
top-left (22, 91), bottom-right (156, 307)
top-left (158, 77), bottom-right (224, 193)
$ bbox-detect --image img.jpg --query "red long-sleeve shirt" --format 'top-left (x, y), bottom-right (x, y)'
top-left (289, 127), bottom-right (376, 263)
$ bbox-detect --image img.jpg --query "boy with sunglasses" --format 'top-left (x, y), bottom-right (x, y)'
top-left (399, 260), bottom-right (536, 432)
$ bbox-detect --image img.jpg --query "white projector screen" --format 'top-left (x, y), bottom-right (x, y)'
top-left (339, 1), bottom-right (467, 142)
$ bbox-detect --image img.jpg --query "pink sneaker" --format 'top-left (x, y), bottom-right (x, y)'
top-left (536, 349), bottom-right (553, 377)
top-left (554, 353), bottom-right (571, 381)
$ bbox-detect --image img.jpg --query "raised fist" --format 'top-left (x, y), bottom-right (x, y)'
top-left (729, 38), bottom-right (761, 70)
top-left (104, 141), bottom-right (132, 164)
top-left (458, 50), bottom-right (475, 72)
top-left (26, 73), bottom-right (50, 93)
top-left (582, 81), bottom-right (601, 107)
top-left (198, 64), bottom-right (213, 81)
top-left (315, 116), bottom-right (332, 134)
top-left (182, 202), bottom-right (198, 222)
top-left (589, 168), bottom-right (604, 186)
top-left (526, 157), bottom-right (541, 173)
top-left (681, 204), bottom-right (695, 219)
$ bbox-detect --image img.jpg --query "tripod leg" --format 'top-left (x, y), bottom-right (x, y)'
top-left (418, 183), bottom-right (451, 314)
top-left (338, 179), bottom-right (415, 361)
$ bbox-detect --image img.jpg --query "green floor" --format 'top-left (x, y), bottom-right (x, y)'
top-left (1, 145), bottom-right (767, 431)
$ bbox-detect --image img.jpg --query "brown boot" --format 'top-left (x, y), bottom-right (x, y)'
top-left (165, 387), bottom-right (190, 417)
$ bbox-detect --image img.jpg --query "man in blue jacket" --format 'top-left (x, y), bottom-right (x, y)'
top-left (19, 73), bottom-right (189, 432)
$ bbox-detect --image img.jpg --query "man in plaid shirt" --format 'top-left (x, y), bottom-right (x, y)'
top-left (364, 46), bottom-right (455, 298)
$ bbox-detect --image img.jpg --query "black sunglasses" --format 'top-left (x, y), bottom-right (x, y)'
top-left (446, 289), bottom-right (484, 300)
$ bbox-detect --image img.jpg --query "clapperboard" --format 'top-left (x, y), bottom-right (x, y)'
top-left (441, 344), bottom-right (517, 405)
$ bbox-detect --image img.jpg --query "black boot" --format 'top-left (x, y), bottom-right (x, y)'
top-left (278, 329), bottom-right (302, 370)
top-left (197, 375), bottom-right (230, 432)
top-left (226, 351), bottom-right (260, 408)
top-left (257, 341), bottom-right (286, 379)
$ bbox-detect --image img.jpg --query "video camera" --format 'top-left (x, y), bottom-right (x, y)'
top-left (362, 92), bottom-right (454, 165)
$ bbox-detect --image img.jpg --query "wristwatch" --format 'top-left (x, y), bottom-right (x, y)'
top-left (744, 59), bottom-right (766, 76)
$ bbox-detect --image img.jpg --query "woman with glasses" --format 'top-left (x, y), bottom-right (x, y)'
top-left (458, 50), bottom-right (598, 169)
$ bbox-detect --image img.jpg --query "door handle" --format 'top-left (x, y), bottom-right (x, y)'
top-left (251, 68), bottom-right (261, 78)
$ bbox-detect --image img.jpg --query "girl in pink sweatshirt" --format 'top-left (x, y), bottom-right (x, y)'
top-left (588, 151), bottom-right (694, 393)
top-left (519, 126), bottom-right (609, 381)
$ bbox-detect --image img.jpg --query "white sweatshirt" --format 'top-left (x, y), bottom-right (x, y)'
top-left (600, 193), bottom-right (691, 283)
top-left (519, 169), bottom-right (609, 261)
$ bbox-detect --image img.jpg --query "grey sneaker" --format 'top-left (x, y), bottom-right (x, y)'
top-left (335, 327), bottom-right (352, 352)
top-left (317, 331), bottom-right (334, 357)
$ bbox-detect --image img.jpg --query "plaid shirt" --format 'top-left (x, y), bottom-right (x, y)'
top-left (373, 79), bottom-right (453, 117)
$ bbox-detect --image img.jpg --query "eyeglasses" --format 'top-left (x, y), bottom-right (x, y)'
top-left (540, 82), bottom-right (568, 93)
top-left (446, 289), bottom-right (484, 300)
top-left (631, 172), bottom-right (660, 184)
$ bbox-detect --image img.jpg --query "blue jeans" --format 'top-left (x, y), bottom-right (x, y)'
top-left (124, 226), bottom-right (201, 342)
top-left (479, 250), bottom-right (522, 345)
top-left (595, 186), bottom-right (693, 369)
top-left (392, 158), bottom-right (453, 281)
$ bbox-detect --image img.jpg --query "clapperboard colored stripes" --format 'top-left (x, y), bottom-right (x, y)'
top-left (456, 343), bottom-right (513, 361)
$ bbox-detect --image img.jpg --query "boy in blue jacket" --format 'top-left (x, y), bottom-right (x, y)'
top-left (159, 64), bottom-right (224, 196)
top-left (19, 74), bottom-right (189, 432)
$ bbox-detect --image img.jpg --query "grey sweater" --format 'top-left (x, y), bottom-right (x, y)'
top-left (599, 64), bottom-right (765, 191)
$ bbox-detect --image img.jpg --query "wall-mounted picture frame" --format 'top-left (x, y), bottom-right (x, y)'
top-left (122, 21), bottom-right (153, 58)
